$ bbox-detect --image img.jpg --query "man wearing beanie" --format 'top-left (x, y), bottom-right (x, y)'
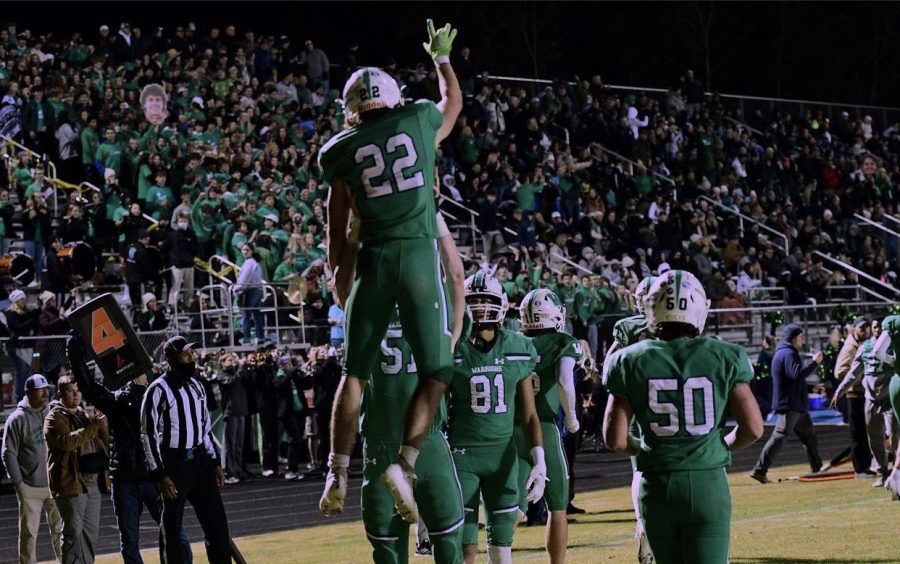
top-left (750, 324), bottom-right (824, 483)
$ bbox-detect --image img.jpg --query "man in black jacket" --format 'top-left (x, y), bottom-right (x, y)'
top-left (125, 229), bottom-right (153, 314)
top-left (750, 324), bottom-right (824, 483)
top-left (66, 335), bottom-right (191, 564)
top-left (164, 213), bottom-right (198, 312)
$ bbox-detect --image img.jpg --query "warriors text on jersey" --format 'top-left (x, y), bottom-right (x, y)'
top-left (318, 100), bottom-right (442, 244)
top-left (605, 337), bottom-right (753, 473)
top-left (613, 314), bottom-right (650, 347)
top-left (529, 331), bottom-right (582, 422)
top-left (448, 329), bottom-right (537, 447)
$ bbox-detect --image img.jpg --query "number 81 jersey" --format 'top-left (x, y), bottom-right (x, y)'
top-left (318, 100), bottom-right (442, 245)
top-left (448, 329), bottom-right (537, 448)
top-left (605, 337), bottom-right (753, 472)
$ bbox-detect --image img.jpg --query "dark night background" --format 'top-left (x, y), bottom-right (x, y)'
top-left (6, 2), bottom-right (900, 106)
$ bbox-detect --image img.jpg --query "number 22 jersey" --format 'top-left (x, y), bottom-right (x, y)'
top-left (605, 337), bottom-right (753, 473)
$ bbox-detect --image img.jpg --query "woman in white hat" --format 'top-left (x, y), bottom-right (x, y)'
top-left (6, 289), bottom-right (38, 402)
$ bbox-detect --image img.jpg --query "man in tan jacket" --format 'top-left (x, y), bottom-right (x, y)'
top-left (44, 375), bottom-right (109, 564)
top-left (834, 319), bottom-right (873, 477)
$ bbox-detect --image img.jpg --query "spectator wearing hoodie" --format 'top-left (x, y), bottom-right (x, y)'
top-left (2, 374), bottom-right (64, 564)
top-left (750, 324), bottom-right (824, 483)
top-left (164, 212), bottom-right (199, 311)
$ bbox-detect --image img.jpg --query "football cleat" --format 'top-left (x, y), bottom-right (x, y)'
top-left (520, 288), bottom-right (566, 332)
top-left (319, 466), bottom-right (348, 516)
top-left (381, 459), bottom-right (419, 523)
top-left (645, 270), bottom-right (710, 335)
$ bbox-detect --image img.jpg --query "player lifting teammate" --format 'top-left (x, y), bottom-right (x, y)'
top-left (449, 272), bottom-right (545, 564)
top-left (318, 19), bottom-right (463, 525)
top-left (603, 270), bottom-right (763, 564)
top-left (515, 288), bottom-right (581, 563)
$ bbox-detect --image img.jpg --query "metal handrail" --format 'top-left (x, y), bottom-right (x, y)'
top-left (698, 195), bottom-right (790, 253)
top-left (1, 133), bottom-right (60, 215)
top-left (881, 214), bottom-right (900, 229)
top-left (812, 250), bottom-right (900, 297)
top-left (548, 252), bottom-right (592, 276)
top-left (854, 213), bottom-right (900, 240)
top-left (485, 75), bottom-right (900, 116)
top-left (438, 195), bottom-right (518, 238)
top-left (589, 142), bottom-right (676, 187)
top-left (723, 115), bottom-right (763, 136)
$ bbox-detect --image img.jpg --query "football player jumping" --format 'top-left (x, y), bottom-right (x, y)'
top-left (318, 19), bottom-right (463, 524)
top-left (603, 270), bottom-right (763, 564)
top-left (514, 289), bottom-right (581, 563)
top-left (449, 273), bottom-right (545, 564)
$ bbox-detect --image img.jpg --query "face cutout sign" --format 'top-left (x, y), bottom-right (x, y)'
top-left (140, 83), bottom-right (169, 125)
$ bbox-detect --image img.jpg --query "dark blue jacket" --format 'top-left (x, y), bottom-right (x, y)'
top-left (771, 340), bottom-right (819, 412)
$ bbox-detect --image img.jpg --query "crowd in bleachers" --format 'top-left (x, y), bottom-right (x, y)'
top-left (0, 18), bottom-right (897, 363)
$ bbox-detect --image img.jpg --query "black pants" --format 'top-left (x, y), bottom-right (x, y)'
top-left (754, 410), bottom-right (823, 474)
top-left (159, 450), bottom-right (231, 564)
top-left (847, 395), bottom-right (873, 474)
top-left (261, 409), bottom-right (303, 472)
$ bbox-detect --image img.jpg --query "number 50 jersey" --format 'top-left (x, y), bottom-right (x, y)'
top-left (605, 337), bottom-right (753, 473)
top-left (448, 330), bottom-right (537, 448)
top-left (318, 100), bottom-right (442, 245)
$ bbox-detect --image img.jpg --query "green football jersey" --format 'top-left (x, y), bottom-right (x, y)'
top-left (605, 337), bottom-right (753, 473)
top-left (529, 331), bottom-right (582, 422)
top-left (448, 329), bottom-right (537, 447)
top-left (359, 324), bottom-right (446, 442)
top-left (556, 286), bottom-right (577, 320)
top-left (318, 100), bottom-right (442, 244)
top-left (612, 314), bottom-right (650, 347)
top-left (883, 315), bottom-right (900, 372)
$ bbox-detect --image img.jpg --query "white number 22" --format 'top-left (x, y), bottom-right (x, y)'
top-left (354, 133), bottom-right (425, 198)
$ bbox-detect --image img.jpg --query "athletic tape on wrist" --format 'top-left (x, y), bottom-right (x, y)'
top-left (434, 55), bottom-right (450, 65)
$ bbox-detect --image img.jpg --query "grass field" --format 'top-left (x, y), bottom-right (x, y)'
top-left (96, 462), bottom-right (898, 563)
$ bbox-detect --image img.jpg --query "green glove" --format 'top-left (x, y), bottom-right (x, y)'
top-left (422, 18), bottom-right (457, 62)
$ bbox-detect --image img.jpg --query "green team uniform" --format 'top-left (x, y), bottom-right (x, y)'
top-left (448, 329), bottom-right (537, 548)
top-left (319, 99), bottom-right (453, 384)
top-left (883, 316), bottom-right (900, 431)
top-left (613, 314), bottom-right (650, 347)
top-left (359, 322), bottom-right (464, 564)
top-left (605, 337), bottom-right (754, 564)
top-left (514, 331), bottom-right (581, 512)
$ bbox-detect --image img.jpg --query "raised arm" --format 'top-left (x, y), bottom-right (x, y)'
top-left (436, 211), bottom-right (465, 349)
top-left (423, 19), bottom-right (461, 144)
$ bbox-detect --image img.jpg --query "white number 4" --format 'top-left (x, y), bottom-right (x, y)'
top-left (648, 377), bottom-right (714, 437)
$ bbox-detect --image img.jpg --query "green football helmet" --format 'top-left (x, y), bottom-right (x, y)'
top-left (520, 288), bottom-right (566, 332)
top-left (633, 276), bottom-right (655, 315)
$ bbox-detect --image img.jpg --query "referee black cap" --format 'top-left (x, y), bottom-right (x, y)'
top-left (164, 336), bottom-right (196, 357)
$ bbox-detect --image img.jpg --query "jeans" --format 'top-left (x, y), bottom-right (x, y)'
top-left (111, 479), bottom-right (192, 564)
top-left (56, 493), bottom-right (91, 564)
top-left (240, 287), bottom-right (265, 343)
top-left (754, 410), bottom-right (823, 474)
top-left (168, 267), bottom-right (195, 310)
top-left (223, 416), bottom-right (245, 478)
top-left (10, 347), bottom-right (33, 403)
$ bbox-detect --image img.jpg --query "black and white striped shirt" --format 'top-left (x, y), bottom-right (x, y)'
top-left (140, 374), bottom-right (218, 475)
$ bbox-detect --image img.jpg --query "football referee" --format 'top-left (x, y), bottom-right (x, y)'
top-left (141, 336), bottom-right (232, 564)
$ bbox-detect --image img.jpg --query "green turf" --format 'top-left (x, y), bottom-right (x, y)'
top-left (95, 462), bottom-right (897, 563)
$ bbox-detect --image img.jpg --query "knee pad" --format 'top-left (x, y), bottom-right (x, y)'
top-left (462, 507), bottom-right (479, 547)
top-left (365, 531), bottom-right (406, 564)
top-left (430, 525), bottom-right (464, 564)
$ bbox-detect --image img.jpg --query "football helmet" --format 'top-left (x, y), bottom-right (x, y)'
top-left (342, 67), bottom-right (402, 119)
top-left (633, 276), bottom-right (655, 315)
top-left (465, 271), bottom-right (508, 325)
top-left (645, 270), bottom-right (710, 335)
top-left (520, 288), bottom-right (566, 332)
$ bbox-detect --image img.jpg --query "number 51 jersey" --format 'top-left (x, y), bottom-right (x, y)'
top-left (318, 100), bottom-right (442, 245)
top-left (605, 337), bottom-right (753, 473)
top-left (448, 329), bottom-right (537, 448)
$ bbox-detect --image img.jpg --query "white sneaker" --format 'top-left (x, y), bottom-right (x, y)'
top-left (381, 460), bottom-right (419, 523)
top-left (319, 467), bottom-right (348, 516)
top-left (224, 476), bottom-right (240, 485)
top-left (284, 471), bottom-right (303, 481)
top-left (262, 469), bottom-right (275, 478)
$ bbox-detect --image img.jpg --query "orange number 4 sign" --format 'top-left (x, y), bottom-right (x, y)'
top-left (91, 307), bottom-right (127, 355)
